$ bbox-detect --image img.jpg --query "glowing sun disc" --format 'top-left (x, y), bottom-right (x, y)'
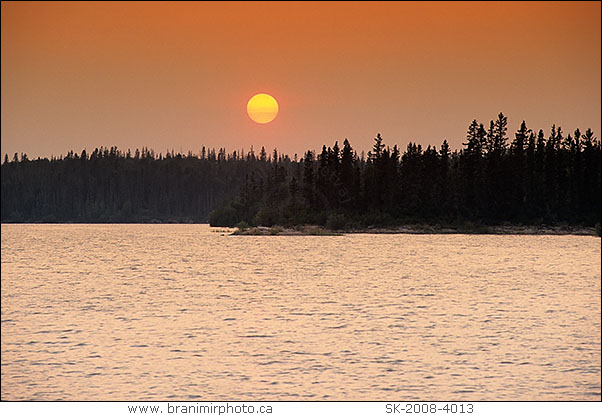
top-left (247, 93), bottom-right (279, 124)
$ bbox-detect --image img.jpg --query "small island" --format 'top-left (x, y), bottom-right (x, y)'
top-left (208, 116), bottom-right (600, 238)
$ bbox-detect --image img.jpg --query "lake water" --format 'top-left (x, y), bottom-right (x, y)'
top-left (1, 224), bottom-right (600, 401)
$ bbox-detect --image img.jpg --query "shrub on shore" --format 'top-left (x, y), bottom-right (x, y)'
top-left (236, 221), bottom-right (250, 230)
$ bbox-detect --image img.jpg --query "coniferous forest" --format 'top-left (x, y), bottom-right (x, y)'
top-left (2, 114), bottom-right (601, 230)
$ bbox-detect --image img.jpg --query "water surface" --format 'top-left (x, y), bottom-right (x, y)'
top-left (1, 224), bottom-right (600, 400)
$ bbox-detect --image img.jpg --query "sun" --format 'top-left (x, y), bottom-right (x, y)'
top-left (247, 93), bottom-right (279, 124)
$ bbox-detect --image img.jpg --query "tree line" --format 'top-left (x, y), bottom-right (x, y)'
top-left (1, 113), bottom-right (600, 228)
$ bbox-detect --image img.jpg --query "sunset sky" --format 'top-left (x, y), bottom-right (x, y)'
top-left (1, 1), bottom-right (600, 159)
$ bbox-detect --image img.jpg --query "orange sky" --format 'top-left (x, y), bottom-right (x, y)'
top-left (2, 1), bottom-right (600, 159)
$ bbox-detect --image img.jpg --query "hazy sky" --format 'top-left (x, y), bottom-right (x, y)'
top-left (2, 1), bottom-right (600, 159)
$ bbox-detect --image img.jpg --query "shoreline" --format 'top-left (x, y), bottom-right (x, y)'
top-left (1, 222), bottom-right (599, 236)
top-left (232, 224), bottom-right (600, 236)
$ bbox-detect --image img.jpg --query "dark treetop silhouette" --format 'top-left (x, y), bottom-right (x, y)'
top-left (2, 114), bottom-right (600, 229)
